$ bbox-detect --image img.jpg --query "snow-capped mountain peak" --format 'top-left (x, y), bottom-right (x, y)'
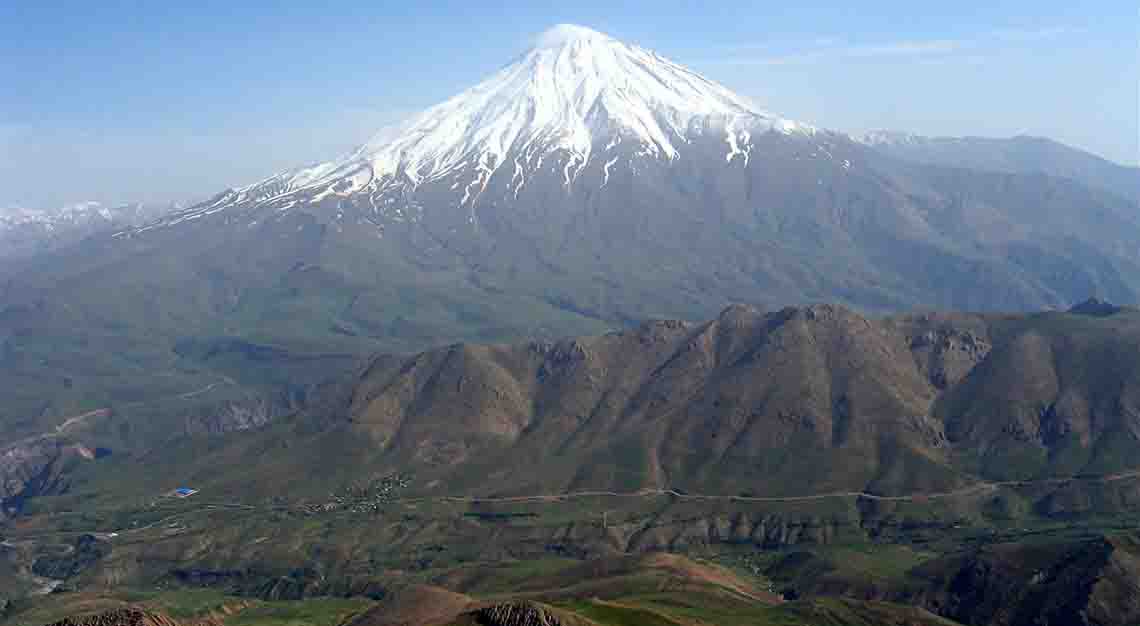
top-left (342, 23), bottom-right (805, 184)
top-left (124, 25), bottom-right (822, 235)
top-left (532, 23), bottom-right (614, 49)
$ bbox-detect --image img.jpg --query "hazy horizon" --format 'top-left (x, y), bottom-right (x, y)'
top-left (2, 0), bottom-right (1136, 209)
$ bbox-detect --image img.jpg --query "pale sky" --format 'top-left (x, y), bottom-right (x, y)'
top-left (2, 0), bottom-right (1136, 208)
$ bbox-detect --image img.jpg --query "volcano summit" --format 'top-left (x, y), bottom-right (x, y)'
top-left (125, 24), bottom-right (818, 233)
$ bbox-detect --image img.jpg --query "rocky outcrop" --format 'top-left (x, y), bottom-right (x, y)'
top-left (622, 512), bottom-right (852, 552)
top-left (45, 608), bottom-right (179, 626)
top-left (908, 326), bottom-right (992, 389)
top-left (1069, 297), bottom-right (1125, 317)
top-left (472, 602), bottom-right (583, 626)
top-left (897, 536), bottom-right (1140, 626)
top-left (181, 398), bottom-right (277, 437)
top-left (758, 533), bottom-right (1140, 626)
top-left (0, 437), bottom-right (89, 518)
top-left (32, 534), bottom-right (113, 580)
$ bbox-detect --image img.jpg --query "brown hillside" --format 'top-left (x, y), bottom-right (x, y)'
top-left (338, 303), bottom-right (1140, 496)
top-left (346, 305), bottom-right (951, 496)
top-left (436, 553), bottom-right (778, 606)
top-left (346, 585), bottom-right (476, 626)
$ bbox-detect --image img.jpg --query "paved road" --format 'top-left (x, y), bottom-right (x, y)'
top-left (54, 408), bottom-right (111, 434)
top-left (413, 469), bottom-right (1140, 506)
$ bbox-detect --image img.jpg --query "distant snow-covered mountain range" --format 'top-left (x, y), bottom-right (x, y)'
top-left (0, 201), bottom-right (178, 259)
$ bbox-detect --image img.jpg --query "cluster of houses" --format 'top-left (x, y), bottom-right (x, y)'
top-left (302, 473), bottom-right (412, 515)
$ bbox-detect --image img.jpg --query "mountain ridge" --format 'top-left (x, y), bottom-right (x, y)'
top-left (187, 301), bottom-right (1140, 501)
top-left (0, 201), bottom-right (176, 260)
top-left (859, 130), bottom-right (1140, 202)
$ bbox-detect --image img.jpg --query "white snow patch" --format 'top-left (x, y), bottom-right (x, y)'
top-left (511, 156), bottom-right (526, 197)
top-left (601, 156), bottom-right (620, 188)
top-left (725, 124), bottom-right (752, 166)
